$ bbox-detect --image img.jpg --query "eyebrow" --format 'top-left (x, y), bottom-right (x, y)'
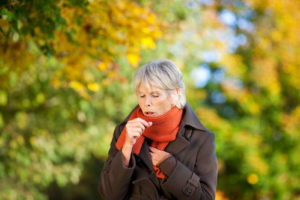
top-left (137, 90), bottom-right (160, 94)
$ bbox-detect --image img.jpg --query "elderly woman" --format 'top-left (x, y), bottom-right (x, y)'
top-left (98, 59), bottom-right (218, 200)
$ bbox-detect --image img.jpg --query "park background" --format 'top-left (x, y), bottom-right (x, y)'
top-left (1, 0), bottom-right (300, 199)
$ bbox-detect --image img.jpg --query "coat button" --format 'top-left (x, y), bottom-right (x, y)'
top-left (183, 186), bottom-right (193, 196)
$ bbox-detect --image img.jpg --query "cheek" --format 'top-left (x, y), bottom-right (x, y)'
top-left (154, 96), bottom-right (167, 105)
top-left (137, 98), bottom-right (144, 106)
top-left (157, 96), bottom-right (173, 108)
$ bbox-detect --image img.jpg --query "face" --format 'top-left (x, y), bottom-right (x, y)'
top-left (137, 82), bottom-right (176, 117)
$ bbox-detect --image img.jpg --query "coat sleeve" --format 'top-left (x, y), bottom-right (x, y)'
top-left (159, 132), bottom-right (218, 200)
top-left (98, 124), bottom-right (136, 200)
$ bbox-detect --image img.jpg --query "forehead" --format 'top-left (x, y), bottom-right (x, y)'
top-left (137, 82), bottom-right (164, 93)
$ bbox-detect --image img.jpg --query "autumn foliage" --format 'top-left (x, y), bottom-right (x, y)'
top-left (1, 0), bottom-right (300, 199)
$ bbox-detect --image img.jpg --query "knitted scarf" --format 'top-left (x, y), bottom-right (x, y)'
top-left (116, 106), bottom-right (183, 179)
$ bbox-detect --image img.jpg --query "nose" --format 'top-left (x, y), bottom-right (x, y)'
top-left (145, 96), bottom-right (151, 107)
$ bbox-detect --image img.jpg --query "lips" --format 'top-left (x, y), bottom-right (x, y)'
top-left (145, 111), bottom-right (155, 116)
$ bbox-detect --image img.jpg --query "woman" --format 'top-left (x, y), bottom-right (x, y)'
top-left (98, 59), bottom-right (218, 200)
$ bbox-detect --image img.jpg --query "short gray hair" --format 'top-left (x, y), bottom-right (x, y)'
top-left (133, 59), bottom-right (186, 109)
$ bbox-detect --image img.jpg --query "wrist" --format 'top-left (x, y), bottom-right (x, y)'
top-left (122, 146), bottom-right (132, 157)
top-left (123, 143), bottom-right (133, 152)
top-left (121, 145), bottom-right (132, 167)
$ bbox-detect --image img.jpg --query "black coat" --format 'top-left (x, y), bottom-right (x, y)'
top-left (98, 104), bottom-right (218, 200)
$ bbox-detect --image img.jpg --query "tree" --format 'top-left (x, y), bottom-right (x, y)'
top-left (2, 0), bottom-right (299, 199)
top-left (186, 0), bottom-right (300, 199)
top-left (0, 0), bottom-right (166, 199)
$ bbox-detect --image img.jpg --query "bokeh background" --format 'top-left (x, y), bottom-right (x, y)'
top-left (1, 0), bottom-right (300, 199)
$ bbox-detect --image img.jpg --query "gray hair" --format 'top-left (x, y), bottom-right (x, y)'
top-left (133, 59), bottom-right (186, 109)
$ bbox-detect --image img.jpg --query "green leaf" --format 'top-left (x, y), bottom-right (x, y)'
top-left (0, 8), bottom-right (15, 22)
top-left (0, 91), bottom-right (7, 106)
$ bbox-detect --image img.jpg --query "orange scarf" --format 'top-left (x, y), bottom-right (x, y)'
top-left (116, 106), bottom-right (183, 179)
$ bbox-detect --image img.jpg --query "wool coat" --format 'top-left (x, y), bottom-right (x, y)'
top-left (98, 104), bottom-right (218, 200)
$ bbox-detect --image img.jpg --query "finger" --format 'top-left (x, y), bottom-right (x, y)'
top-left (135, 118), bottom-right (152, 127)
top-left (149, 151), bottom-right (156, 156)
top-left (135, 121), bottom-right (146, 131)
top-left (149, 147), bottom-right (160, 152)
top-left (149, 147), bottom-right (154, 152)
top-left (130, 129), bottom-right (142, 137)
top-left (149, 147), bottom-right (155, 152)
top-left (129, 126), bottom-right (144, 135)
top-left (128, 125), bottom-right (143, 133)
top-left (128, 121), bottom-right (146, 132)
top-left (149, 153), bottom-right (155, 161)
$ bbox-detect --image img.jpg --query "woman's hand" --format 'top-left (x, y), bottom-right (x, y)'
top-left (124, 118), bottom-right (152, 147)
top-left (122, 118), bottom-right (152, 166)
top-left (149, 147), bottom-right (171, 166)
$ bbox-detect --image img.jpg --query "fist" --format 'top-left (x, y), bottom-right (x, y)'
top-left (124, 118), bottom-right (152, 147)
top-left (149, 147), bottom-right (171, 166)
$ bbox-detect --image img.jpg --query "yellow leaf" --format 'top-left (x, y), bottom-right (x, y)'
top-left (127, 53), bottom-right (140, 66)
top-left (153, 30), bottom-right (162, 38)
top-left (69, 81), bottom-right (84, 90)
top-left (141, 37), bottom-right (156, 49)
top-left (271, 30), bottom-right (282, 42)
top-left (98, 62), bottom-right (109, 71)
top-left (247, 173), bottom-right (259, 185)
top-left (147, 13), bottom-right (156, 24)
top-left (87, 83), bottom-right (100, 91)
top-left (141, 27), bottom-right (151, 34)
top-left (0, 90), bottom-right (7, 106)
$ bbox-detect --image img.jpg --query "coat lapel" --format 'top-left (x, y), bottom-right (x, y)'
top-left (137, 140), bottom-right (162, 186)
top-left (138, 140), bottom-right (155, 172)
top-left (165, 126), bottom-right (190, 155)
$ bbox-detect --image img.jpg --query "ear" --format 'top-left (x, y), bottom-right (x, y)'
top-left (171, 88), bottom-right (180, 106)
top-left (171, 88), bottom-right (179, 97)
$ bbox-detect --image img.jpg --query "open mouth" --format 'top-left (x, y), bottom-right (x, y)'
top-left (145, 112), bottom-right (155, 116)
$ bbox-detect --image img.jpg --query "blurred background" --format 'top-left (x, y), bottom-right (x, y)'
top-left (1, 0), bottom-right (300, 199)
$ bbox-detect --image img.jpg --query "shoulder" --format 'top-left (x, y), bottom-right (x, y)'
top-left (191, 128), bottom-right (215, 146)
top-left (181, 103), bottom-right (215, 141)
top-left (181, 104), bottom-right (212, 132)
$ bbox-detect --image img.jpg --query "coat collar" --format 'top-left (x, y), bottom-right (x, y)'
top-left (180, 103), bottom-right (207, 131)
